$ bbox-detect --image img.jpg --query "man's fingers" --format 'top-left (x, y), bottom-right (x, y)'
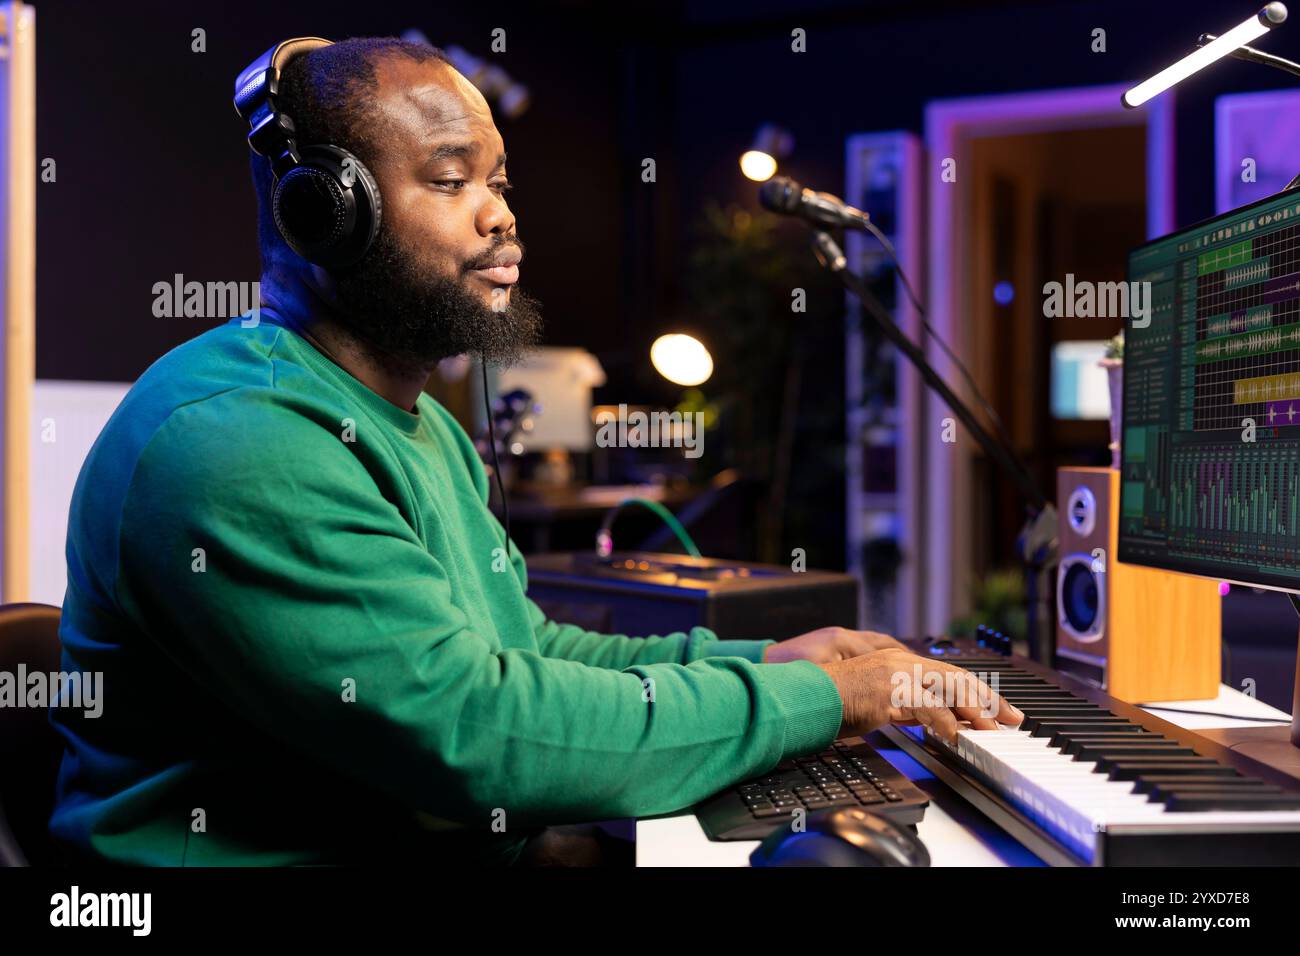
top-left (926, 660), bottom-right (1023, 727)
top-left (910, 685), bottom-right (960, 744)
top-left (922, 706), bottom-right (960, 745)
top-left (867, 631), bottom-right (907, 651)
top-left (839, 629), bottom-right (903, 657)
top-left (995, 694), bottom-right (1025, 726)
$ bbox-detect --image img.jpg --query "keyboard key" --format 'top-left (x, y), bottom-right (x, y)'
top-left (1165, 792), bottom-right (1300, 811)
top-left (1106, 760), bottom-right (1239, 781)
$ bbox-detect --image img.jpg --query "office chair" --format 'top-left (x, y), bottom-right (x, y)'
top-left (0, 602), bottom-right (64, 866)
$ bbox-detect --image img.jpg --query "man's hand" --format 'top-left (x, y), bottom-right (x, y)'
top-left (762, 626), bottom-right (905, 665)
top-left (819, 646), bottom-right (1023, 744)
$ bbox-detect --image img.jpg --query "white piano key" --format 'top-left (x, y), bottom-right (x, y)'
top-left (924, 722), bottom-right (1300, 863)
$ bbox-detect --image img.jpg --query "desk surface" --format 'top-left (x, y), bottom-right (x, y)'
top-left (635, 684), bottom-right (1291, 867)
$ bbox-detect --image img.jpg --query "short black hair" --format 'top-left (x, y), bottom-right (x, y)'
top-left (248, 37), bottom-right (449, 268)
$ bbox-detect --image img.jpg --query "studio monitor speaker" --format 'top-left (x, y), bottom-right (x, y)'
top-left (1055, 466), bottom-right (1220, 702)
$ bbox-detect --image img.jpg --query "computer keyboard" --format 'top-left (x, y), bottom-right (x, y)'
top-left (694, 738), bottom-right (929, 841)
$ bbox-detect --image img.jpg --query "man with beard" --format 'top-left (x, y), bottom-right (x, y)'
top-left (49, 37), bottom-right (1017, 866)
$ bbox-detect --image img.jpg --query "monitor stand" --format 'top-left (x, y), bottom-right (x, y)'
top-left (1196, 725), bottom-right (1300, 783)
top-left (1195, 596), bottom-right (1300, 784)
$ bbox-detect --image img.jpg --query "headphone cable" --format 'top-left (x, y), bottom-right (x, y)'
top-left (481, 356), bottom-right (514, 561)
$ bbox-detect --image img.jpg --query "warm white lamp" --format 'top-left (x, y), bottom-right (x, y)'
top-left (739, 124), bottom-right (794, 182)
top-left (650, 334), bottom-right (714, 387)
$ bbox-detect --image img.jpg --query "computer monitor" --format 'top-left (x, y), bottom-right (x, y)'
top-left (1119, 185), bottom-right (1300, 754)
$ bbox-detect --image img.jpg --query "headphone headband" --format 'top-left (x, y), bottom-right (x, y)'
top-left (232, 36), bottom-right (382, 270)
top-left (233, 37), bottom-right (333, 178)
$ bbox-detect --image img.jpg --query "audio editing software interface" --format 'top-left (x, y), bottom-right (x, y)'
top-left (1120, 187), bottom-right (1300, 588)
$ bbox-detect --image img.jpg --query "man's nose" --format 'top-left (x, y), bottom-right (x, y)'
top-left (476, 190), bottom-right (515, 237)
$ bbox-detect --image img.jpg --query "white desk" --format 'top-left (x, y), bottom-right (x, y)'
top-left (634, 684), bottom-right (1291, 867)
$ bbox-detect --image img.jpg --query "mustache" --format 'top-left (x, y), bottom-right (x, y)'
top-left (462, 235), bottom-right (525, 273)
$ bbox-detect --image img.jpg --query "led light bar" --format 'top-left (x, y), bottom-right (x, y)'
top-left (1123, 3), bottom-right (1288, 108)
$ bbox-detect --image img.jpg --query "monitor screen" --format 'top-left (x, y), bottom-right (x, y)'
top-left (1119, 186), bottom-right (1300, 591)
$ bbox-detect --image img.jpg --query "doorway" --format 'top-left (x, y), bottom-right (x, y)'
top-left (923, 85), bottom-right (1175, 636)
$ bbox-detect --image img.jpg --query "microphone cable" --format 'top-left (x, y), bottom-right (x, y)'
top-left (861, 217), bottom-right (1014, 453)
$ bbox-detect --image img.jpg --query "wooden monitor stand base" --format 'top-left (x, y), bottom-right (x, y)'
top-left (1193, 614), bottom-right (1300, 784)
top-left (1195, 725), bottom-right (1300, 785)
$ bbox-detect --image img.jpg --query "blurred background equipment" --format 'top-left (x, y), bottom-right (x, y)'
top-left (402, 28), bottom-right (531, 119)
top-left (526, 550), bottom-right (856, 641)
top-left (493, 346), bottom-right (605, 454)
top-left (595, 496), bottom-right (700, 558)
top-left (843, 133), bottom-right (921, 638)
top-left (473, 385), bottom-right (537, 490)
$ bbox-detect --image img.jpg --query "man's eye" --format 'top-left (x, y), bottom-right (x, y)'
top-left (433, 180), bottom-right (467, 190)
top-left (491, 181), bottom-right (514, 193)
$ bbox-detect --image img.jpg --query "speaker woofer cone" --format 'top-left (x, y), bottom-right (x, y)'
top-left (1057, 554), bottom-right (1105, 641)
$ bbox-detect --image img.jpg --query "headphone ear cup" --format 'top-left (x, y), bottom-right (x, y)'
top-left (271, 145), bottom-right (381, 269)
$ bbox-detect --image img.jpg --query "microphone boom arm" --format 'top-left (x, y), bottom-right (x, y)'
top-left (813, 230), bottom-right (1057, 659)
top-left (816, 231), bottom-right (1047, 511)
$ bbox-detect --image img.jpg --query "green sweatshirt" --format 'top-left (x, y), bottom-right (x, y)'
top-left (49, 314), bottom-right (843, 866)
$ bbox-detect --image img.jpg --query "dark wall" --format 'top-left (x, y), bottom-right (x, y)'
top-left (32, 0), bottom-right (1300, 670)
top-left (663, 0), bottom-right (1296, 283)
top-left (33, 0), bottom-right (629, 381)
top-left (34, 0), bottom-right (1300, 384)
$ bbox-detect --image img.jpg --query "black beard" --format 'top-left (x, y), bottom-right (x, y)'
top-left (331, 228), bottom-right (543, 374)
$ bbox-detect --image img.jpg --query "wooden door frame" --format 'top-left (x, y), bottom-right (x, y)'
top-left (923, 84), bottom-right (1175, 635)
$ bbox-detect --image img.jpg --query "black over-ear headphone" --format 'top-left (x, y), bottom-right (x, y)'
top-left (233, 37), bottom-right (382, 270)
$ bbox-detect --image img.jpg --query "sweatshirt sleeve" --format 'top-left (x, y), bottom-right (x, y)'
top-left (527, 597), bottom-right (774, 667)
top-left (113, 391), bottom-right (843, 828)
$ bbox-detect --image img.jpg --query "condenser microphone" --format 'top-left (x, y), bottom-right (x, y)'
top-left (758, 176), bottom-right (870, 230)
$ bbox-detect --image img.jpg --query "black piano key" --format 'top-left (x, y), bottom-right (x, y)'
top-left (1131, 774), bottom-right (1270, 795)
top-left (997, 688), bottom-right (1083, 695)
top-left (1018, 703), bottom-right (1111, 713)
top-left (1019, 702), bottom-right (1112, 717)
top-left (950, 662), bottom-right (1028, 669)
top-left (1165, 792), bottom-right (1300, 812)
top-left (1030, 719), bottom-right (1140, 738)
top-left (1056, 733), bottom-right (1178, 755)
top-left (1017, 703), bottom-right (1111, 713)
top-left (981, 673), bottom-right (1053, 680)
top-left (1045, 726), bottom-right (1147, 747)
top-left (1072, 744), bottom-right (1198, 762)
top-left (1021, 713), bottom-right (1114, 732)
top-left (1002, 696), bottom-right (1091, 707)
top-left (1147, 782), bottom-right (1286, 802)
top-left (1107, 761), bottom-right (1239, 781)
top-left (976, 676), bottom-right (1055, 683)
top-left (1096, 753), bottom-right (1230, 773)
